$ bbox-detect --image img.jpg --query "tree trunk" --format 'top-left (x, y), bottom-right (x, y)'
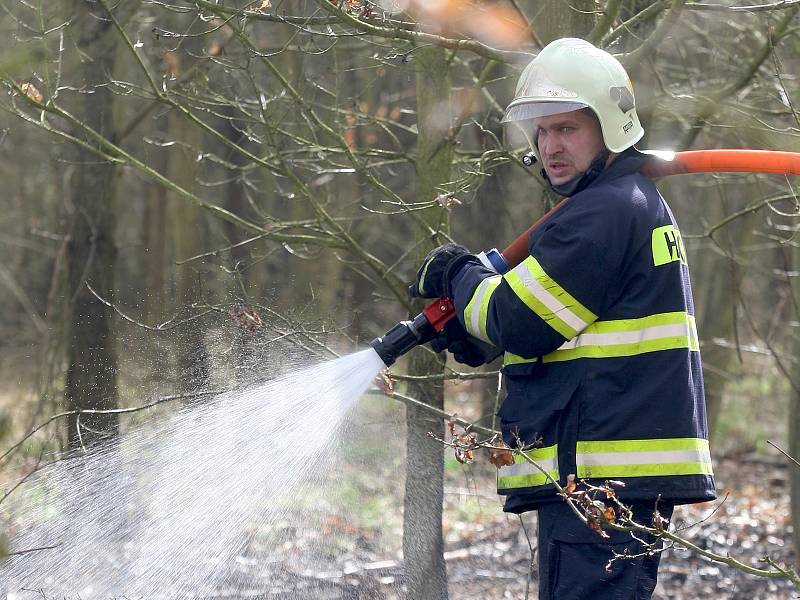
top-left (143, 118), bottom-right (168, 324)
top-left (532, 0), bottom-right (595, 44)
top-left (690, 190), bottom-right (754, 438)
top-left (790, 243), bottom-right (800, 569)
top-left (168, 113), bottom-right (211, 393)
top-left (63, 0), bottom-right (121, 448)
top-left (791, 376), bottom-right (800, 570)
top-left (402, 45), bottom-right (454, 600)
top-left (164, 15), bottom-right (212, 394)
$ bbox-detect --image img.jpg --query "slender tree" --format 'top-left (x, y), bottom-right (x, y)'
top-left (402, 44), bottom-right (455, 599)
top-left (62, 0), bottom-right (130, 447)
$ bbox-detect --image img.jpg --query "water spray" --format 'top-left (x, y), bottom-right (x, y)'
top-left (370, 148), bottom-right (800, 367)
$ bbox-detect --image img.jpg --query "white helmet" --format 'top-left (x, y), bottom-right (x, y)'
top-left (503, 38), bottom-right (643, 154)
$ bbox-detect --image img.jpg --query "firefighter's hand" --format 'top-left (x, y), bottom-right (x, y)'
top-left (430, 319), bottom-right (499, 367)
top-left (409, 243), bottom-right (472, 299)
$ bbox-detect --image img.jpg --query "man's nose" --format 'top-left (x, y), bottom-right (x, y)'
top-left (541, 134), bottom-right (563, 157)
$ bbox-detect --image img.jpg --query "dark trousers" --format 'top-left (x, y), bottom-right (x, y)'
top-left (537, 500), bottom-right (674, 600)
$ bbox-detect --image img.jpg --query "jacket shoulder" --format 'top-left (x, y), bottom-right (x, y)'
top-left (542, 172), bottom-right (661, 251)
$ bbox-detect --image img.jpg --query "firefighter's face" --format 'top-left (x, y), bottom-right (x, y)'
top-left (533, 109), bottom-right (606, 186)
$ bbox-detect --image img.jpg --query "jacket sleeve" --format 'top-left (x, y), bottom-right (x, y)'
top-left (450, 199), bottom-right (628, 359)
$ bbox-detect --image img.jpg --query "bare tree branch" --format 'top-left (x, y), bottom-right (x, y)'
top-left (686, 0), bottom-right (800, 12)
top-left (767, 439), bottom-right (800, 468)
top-left (623, 0), bottom-right (687, 67)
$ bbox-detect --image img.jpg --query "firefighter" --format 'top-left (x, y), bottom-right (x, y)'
top-left (410, 38), bottom-right (716, 599)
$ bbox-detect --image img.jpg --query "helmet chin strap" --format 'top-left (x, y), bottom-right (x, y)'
top-left (544, 149), bottom-right (612, 196)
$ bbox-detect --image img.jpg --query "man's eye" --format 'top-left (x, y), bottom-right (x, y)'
top-left (561, 126), bottom-right (574, 133)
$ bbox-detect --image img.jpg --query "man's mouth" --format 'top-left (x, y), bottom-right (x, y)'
top-left (547, 161), bottom-right (572, 177)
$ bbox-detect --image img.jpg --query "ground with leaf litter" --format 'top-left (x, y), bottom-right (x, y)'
top-left (231, 451), bottom-right (795, 600)
top-left (448, 456), bottom-right (797, 599)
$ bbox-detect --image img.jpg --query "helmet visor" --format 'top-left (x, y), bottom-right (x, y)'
top-left (502, 101), bottom-right (587, 123)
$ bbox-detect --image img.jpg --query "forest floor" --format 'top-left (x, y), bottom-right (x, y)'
top-left (443, 456), bottom-right (796, 600)
top-left (238, 455), bottom-right (795, 600)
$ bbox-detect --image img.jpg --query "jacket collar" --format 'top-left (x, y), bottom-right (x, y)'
top-left (543, 147), bottom-right (649, 196)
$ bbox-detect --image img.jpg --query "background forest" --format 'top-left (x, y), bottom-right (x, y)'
top-left (0, 0), bottom-right (799, 598)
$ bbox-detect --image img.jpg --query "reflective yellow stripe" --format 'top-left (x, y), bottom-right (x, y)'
top-left (463, 275), bottom-right (502, 343)
top-left (504, 256), bottom-right (596, 339)
top-left (503, 311), bottom-right (698, 365)
top-left (497, 444), bottom-right (559, 490)
top-left (417, 255), bottom-right (435, 296)
top-left (576, 438), bottom-right (713, 479)
top-left (652, 225), bottom-right (687, 266)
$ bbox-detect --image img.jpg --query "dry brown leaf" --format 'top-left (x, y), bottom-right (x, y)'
top-left (603, 506), bottom-right (616, 523)
top-left (379, 372), bottom-right (395, 396)
top-left (586, 513), bottom-right (610, 538)
top-left (453, 431), bottom-right (476, 464)
top-left (163, 51), bottom-right (179, 76)
top-left (456, 432), bottom-right (476, 446)
top-left (565, 473), bottom-right (577, 495)
top-left (487, 439), bottom-right (514, 468)
top-left (321, 514), bottom-right (360, 536)
top-left (20, 83), bottom-right (43, 103)
top-left (255, 0), bottom-right (271, 10)
top-left (454, 447), bottom-right (474, 464)
top-left (229, 304), bottom-right (263, 332)
top-left (435, 192), bottom-right (462, 208)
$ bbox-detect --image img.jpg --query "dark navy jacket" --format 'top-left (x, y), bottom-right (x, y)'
top-left (450, 152), bottom-right (716, 513)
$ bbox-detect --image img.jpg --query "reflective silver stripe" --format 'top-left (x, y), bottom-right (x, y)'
top-left (511, 261), bottom-right (590, 334)
top-left (468, 278), bottom-right (496, 343)
top-left (497, 444), bottom-right (560, 490)
top-left (577, 449), bottom-right (712, 467)
top-left (558, 322), bottom-right (694, 350)
top-left (498, 455), bottom-right (559, 478)
top-left (575, 438), bottom-right (714, 479)
top-left (504, 311), bottom-right (699, 365)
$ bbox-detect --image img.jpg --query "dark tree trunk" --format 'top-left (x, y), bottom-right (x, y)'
top-left (791, 243), bottom-right (800, 569)
top-left (64, 0), bottom-right (121, 447)
top-left (403, 45), bottom-right (454, 600)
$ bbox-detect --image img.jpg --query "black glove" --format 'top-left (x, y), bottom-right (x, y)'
top-left (430, 318), bottom-right (502, 367)
top-left (409, 243), bottom-right (475, 299)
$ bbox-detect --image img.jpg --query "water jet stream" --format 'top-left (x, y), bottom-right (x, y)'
top-left (1, 349), bottom-right (386, 599)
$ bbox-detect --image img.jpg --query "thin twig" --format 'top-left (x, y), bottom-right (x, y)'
top-left (767, 439), bottom-right (800, 468)
top-left (366, 387), bottom-right (498, 437)
top-left (0, 448), bottom-right (44, 505)
top-left (86, 283), bottom-right (214, 331)
top-left (686, 0), bottom-right (800, 11)
top-left (6, 544), bottom-right (61, 558)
